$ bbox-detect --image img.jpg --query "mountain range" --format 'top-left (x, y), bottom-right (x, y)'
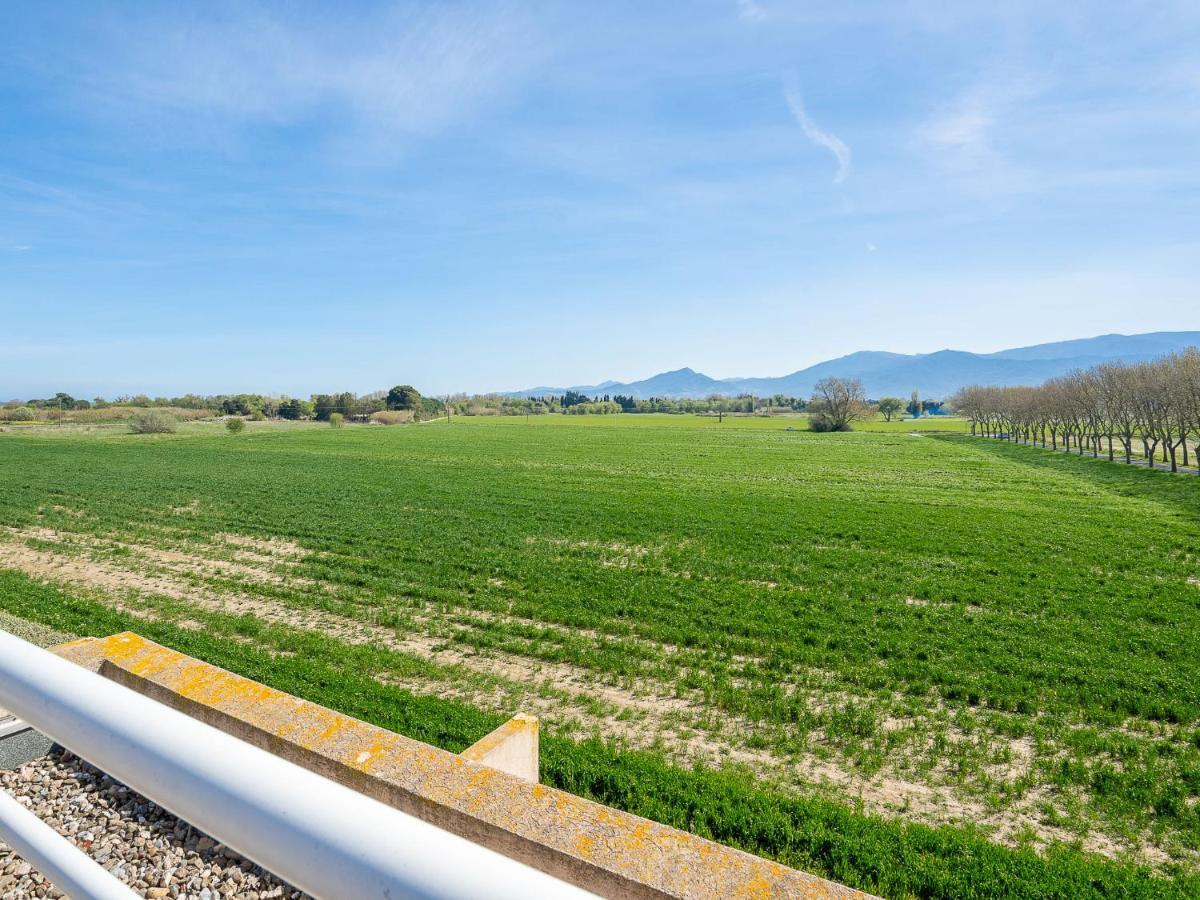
top-left (505, 331), bottom-right (1200, 400)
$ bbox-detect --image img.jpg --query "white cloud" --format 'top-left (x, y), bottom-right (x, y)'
top-left (917, 71), bottom-right (1043, 163)
top-left (783, 88), bottom-right (851, 183)
top-left (922, 107), bottom-right (993, 150)
top-left (737, 0), bottom-right (767, 22)
top-left (76, 5), bottom-right (544, 150)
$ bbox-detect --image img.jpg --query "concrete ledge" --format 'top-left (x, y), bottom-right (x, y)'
top-left (462, 713), bottom-right (539, 783)
top-left (53, 633), bottom-right (871, 900)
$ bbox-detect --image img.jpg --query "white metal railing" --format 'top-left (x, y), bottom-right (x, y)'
top-left (0, 629), bottom-right (596, 900)
top-left (0, 787), bottom-right (137, 899)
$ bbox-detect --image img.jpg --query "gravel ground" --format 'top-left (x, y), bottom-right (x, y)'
top-left (0, 749), bottom-right (307, 899)
top-left (0, 613), bottom-right (73, 651)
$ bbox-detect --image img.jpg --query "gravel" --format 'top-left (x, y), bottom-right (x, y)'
top-left (0, 613), bottom-right (73, 651)
top-left (0, 749), bottom-right (308, 899)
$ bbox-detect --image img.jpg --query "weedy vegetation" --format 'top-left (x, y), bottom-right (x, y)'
top-left (127, 409), bottom-right (178, 434)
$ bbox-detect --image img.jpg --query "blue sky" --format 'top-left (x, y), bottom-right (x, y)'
top-left (2, 1), bottom-right (1198, 398)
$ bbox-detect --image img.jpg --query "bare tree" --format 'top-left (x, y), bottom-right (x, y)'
top-left (958, 347), bottom-right (1200, 474)
top-left (1128, 361), bottom-right (1166, 469)
top-left (950, 385), bottom-right (985, 436)
top-left (1097, 362), bottom-right (1136, 463)
top-left (1178, 349), bottom-right (1200, 474)
top-left (1165, 354), bottom-right (1193, 471)
top-left (809, 377), bottom-right (869, 432)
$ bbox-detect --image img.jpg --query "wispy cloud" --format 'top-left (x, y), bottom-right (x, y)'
top-left (783, 87), bottom-right (851, 183)
top-left (914, 72), bottom-right (1045, 194)
top-left (921, 106), bottom-right (993, 150)
top-left (737, 0), bottom-right (767, 22)
top-left (73, 5), bottom-right (545, 153)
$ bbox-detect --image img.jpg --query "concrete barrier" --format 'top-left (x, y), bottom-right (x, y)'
top-left (53, 633), bottom-right (872, 900)
top-left (462, 713), bottom-right (540, 783)
top-left (1, 628), bottom-right (596, 900)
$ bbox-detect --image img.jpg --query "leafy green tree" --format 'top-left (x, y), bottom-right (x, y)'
top-left (561, 390), bottom-right (590, 408)
top-left (386, 385), bottom-right (422, 412)
top-left (878, 397), bottom-right (904, 422)
top-left (420, 396), bottom-right (444, 419)
top-left (221, 396), bottom-right (256, 416)
top-left (278, 398), bottom-right (308, 420)
top-left (312, 394), bottom-right (336, 421)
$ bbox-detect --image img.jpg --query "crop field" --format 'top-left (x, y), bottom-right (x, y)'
top-left (2, 414), bottom-right (1199, 897)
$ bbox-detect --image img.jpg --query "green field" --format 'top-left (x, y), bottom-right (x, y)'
top-left (2, 414), bottom-right (1199, 897)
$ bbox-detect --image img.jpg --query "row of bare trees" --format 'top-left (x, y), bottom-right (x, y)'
top-left (951, 349), bottom-right (1200, 473)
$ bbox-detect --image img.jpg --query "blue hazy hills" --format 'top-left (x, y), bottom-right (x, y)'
top-left (507, 331), bottom-right (1200, 399)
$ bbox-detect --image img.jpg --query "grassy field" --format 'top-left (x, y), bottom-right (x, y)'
top-left (1, 413), bottom-right (1198, 897)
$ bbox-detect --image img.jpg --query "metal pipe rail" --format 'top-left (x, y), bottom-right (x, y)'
top-left (0, 787), bottom-right (137, 899)
top-left (0, 629), bottom-right (596, 900)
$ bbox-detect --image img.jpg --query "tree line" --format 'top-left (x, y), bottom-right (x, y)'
top-left (449, 392), bottom-right (813, 417)
top-left (9, 381), bottom-right (954, 429)
top-left (951, 349), bottom-right (1200, 472)
top-left (3, 385), bottom-right (439, 423)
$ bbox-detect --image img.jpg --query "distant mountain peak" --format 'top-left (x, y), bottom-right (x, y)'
top-left (502, 331), bottom-right (1200, 400)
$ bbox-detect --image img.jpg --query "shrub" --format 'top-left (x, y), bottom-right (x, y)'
top-left (64, 406), bottom-right (213, 425)
top-left (565, 401), bottom-right (621, 415)
top-left (3, 406), bottom-right (35, 422)
top-left (808, 413), bottom-right (850, 433)
top-left (368, 410), bottom-right (413, 425)
top-left (128, 410), bottom-right (177, 434)
top-left (250, 409), bottom-right (266, 421)
top-left (329, 412), bottom-right (344, 428)
top-left (226, 418), bottom-right (246, 434)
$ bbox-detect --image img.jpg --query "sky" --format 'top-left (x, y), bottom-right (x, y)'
top-left (2, 1), bottom-right (1198, 398)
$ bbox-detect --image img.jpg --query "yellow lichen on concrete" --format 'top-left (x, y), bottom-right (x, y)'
top-left (52, 632), bottom-right (874, 900)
